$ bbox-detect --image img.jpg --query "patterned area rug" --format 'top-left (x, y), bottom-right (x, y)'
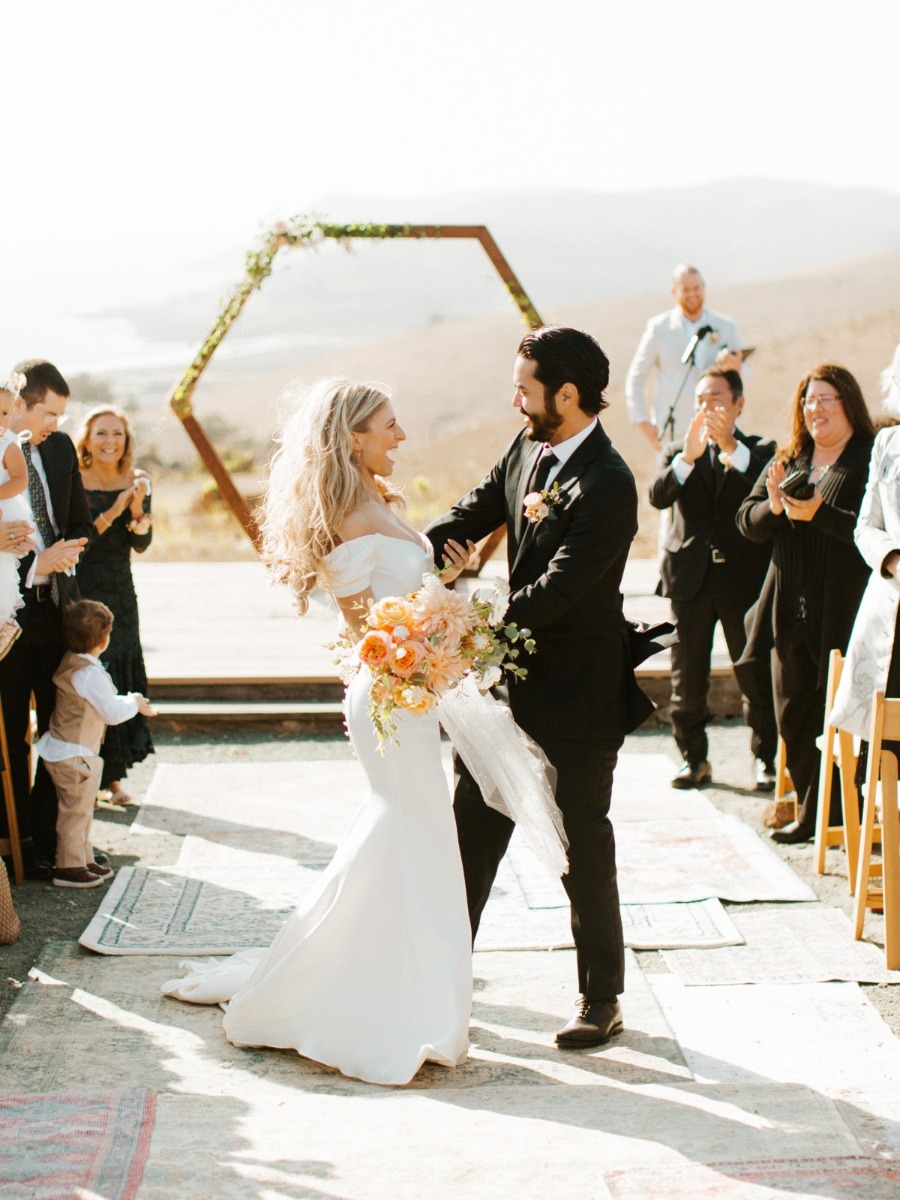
top-left (604, 1155), bottom-right (900, 1198)
top-left (78, 865), bottom-right (304, 955)
top-left (509, 814), bottom-right (816, 906)
top-left (662, 906), bottom-right (900, 985)
top-left (622, 898), bottom-right (742, 950)
top-left (0, 1090), bottom-right (156, 1200)
top-left (79, 861), bottom-right (745, 956)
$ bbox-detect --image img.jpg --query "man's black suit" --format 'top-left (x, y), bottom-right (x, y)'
top-left (427, 422), bottom-right (652, 1002)
top-left (649, 431), bottom-right (777, 767)
top-left (0, 431), bottom-right (92, 854)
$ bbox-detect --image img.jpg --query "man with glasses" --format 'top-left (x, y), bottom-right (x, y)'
top-left (650, 366), bottom-right (777, 792)
top-left (0, 360), bottom-right (90, 878)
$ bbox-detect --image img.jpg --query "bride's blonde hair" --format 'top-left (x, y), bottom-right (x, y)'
top-left (259, 378), bottom-right (400, 613)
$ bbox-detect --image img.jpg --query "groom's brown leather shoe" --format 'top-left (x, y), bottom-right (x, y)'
top-left (555, 998), bottom-right (623, 1047)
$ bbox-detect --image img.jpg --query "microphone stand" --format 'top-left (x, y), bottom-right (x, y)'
top-left (659, 354), bottom-right (697, 447)
top-left (658, 324), bottom-right (714, 447)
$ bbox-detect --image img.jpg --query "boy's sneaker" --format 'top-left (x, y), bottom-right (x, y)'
top-left (86, 861), bottom-right (113, 879)
top-left (53, 867), bottom-right (104, 889)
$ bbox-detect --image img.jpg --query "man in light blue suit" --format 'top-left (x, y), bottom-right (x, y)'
top-left (626, 265), bottom-right (744, 452)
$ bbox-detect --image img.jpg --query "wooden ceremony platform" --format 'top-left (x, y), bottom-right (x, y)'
top-left (134, 560), bottom-right (742, 732)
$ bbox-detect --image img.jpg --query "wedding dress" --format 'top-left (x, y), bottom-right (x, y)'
top-left (162, 534), bottom-right (472, 1085)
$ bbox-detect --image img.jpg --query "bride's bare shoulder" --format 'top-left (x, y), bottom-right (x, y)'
top-left (335, 501), bottom-right (385, 543)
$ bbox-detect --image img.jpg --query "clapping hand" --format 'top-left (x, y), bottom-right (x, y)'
top-left (130, 477), bottom-right (150, 521)
top-left (782, 490), bottom-right (823, 522)
top-left (681, 408), bottom-right (709, 464)
top-left (0, 520), bottom-right (35, 556)
top-left (702, 406), bottom-right (738, 456)
top-left (36, 538), bottom-right (88, 574)
top-left (766, 460), bottom-right (787, 515)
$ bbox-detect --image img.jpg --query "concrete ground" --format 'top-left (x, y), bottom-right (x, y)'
top-left (2, 721), bottom-right (899, 1198)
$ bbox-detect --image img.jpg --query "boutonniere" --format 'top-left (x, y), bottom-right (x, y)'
top-left (523, 481), bottom-right (564, 524)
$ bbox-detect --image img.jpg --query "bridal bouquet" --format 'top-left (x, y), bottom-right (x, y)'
top-left (333, 573), bottom-right (535, 745)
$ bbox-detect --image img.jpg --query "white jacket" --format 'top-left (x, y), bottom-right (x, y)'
top-left (830, 424), bottom-right (900, 738)
top-left (625, 306), bottom-right (742, 438)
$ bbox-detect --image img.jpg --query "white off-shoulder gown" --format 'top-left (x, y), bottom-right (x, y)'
top-left (162, 534), bottom-right (472, 1086)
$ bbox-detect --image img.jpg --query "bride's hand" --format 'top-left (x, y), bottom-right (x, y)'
top-left (439, 539), bottom-right (479, 583)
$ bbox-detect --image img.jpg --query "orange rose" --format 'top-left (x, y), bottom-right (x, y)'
top-left (397, 684), bottom-right (435, 716)
top-left (369, 596), bottom-right (418, 632)
top-left (392, 639), bottom-right (427, 679)
top-left (358, 630), bottom-right (394, 669)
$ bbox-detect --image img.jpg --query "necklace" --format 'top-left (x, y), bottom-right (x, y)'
top-left (808, 463), bottom-right (831, 485)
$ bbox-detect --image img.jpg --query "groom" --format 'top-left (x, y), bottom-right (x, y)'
top-left (427, 325), bottom-right (652, 1047)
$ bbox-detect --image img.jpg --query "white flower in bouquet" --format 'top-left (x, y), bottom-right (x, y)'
top-left (472, 578), bottom-right (509, 627)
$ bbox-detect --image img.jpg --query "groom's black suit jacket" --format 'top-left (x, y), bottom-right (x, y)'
top-left (427, 422), bottom-right (653, 743)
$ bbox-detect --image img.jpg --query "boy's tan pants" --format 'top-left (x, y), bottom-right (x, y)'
top-left (46, 755), bottom-right (103, 870)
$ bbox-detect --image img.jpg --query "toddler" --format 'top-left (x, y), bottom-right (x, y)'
top-left (36, 600), bottom-right (156, 888)
top-left (0, 372), bottom-right (33, 658)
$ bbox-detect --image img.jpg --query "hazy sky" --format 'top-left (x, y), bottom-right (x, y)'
top-left (4, 0), bottom-right (900, 364)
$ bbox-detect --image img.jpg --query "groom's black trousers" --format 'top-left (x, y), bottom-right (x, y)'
top-left (453, 735), bottom-right (625, 1001)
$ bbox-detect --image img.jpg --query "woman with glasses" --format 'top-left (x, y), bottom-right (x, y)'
top-left (829, 345), bottom-right (900, 748)
top-left (737, 364), bottom-right (875, 843)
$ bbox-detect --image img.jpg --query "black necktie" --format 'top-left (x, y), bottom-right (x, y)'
top-left (532, 445), bottom-right (558, 493)
top-left (22, 442), bottom-right (60, 604)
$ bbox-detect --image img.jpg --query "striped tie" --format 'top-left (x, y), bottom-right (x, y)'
top-left (22, 442), bottom-right (59, 605)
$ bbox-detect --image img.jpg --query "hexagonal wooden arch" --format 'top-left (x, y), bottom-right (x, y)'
top-left (167, 218), bottom-right (544, 550)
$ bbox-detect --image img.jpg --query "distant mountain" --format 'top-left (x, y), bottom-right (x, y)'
top-left (132, 246), bottom-right (900, 559)
top-left (101, 180), bottom-right (900, 362)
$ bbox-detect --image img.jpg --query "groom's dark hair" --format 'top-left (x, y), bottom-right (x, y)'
top-left (517, 326), bottom-right (610, 415)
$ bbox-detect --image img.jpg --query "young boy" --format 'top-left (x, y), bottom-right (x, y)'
top-left (36, 600), bottom-right (155, 888)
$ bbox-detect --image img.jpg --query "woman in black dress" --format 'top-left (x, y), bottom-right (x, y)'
top-left (76, 406), bottom-right (153, 803)
top-left (737, 364), bottom-right (875, 843)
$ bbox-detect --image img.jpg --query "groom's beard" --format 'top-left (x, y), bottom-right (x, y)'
top-left (524, 394), bottom-right (563, 443)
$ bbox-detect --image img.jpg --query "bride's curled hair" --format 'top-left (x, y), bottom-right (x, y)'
top-left (259, 378), bottom-right (401, 613)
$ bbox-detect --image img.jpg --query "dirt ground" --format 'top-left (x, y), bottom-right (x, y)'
top-left (2, 721), bottom-right (898, 1037)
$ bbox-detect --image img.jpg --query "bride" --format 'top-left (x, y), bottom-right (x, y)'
top-left (162, 380), bottom-right (478, 1086)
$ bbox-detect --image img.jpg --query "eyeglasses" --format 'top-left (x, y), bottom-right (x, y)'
top-left (801, 394), bottom-right (840, 411)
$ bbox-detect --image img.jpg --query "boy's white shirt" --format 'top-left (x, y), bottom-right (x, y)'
top-left (35, 653), bottom-right (141, 762)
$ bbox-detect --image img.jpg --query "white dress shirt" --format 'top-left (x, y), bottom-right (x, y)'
top-left (671, 437), bottom-right (751, 485)
top-left (35, 654), bottom-right (141, 761)
top-left (543, 418), bottom-right (598, 487)
top-left (22, 442), bottom-right (60, 588)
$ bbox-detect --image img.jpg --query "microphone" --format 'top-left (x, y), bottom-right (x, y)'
top-left (681, 324), bottom-right (714, 364)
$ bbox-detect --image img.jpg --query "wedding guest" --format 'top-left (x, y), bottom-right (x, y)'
top-left (0, 360), bottom-right (90, 878)
top-left (75, 406), bottom-right (153, 804)
top-left (626, 264), bottom-right (744, 452)
top-left (829, 344), bottom-right (900, 745)
top-left (737, 364), bottom-right (875, 844)
top-left (649, 367), bottom-right (777, 791)
top-left (36, 600), bottom-right (155, 888)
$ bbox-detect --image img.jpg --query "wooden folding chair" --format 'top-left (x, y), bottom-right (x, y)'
top-left (774, 736), bottom-right (794, 807)
top-left (0, 696), bottom-right (23, 885)
top-left (815, 650), bottom-right (861, 886)
top-left (853, 691), bottom-right (900, 969)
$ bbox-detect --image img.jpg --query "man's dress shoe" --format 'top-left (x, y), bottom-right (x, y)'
top-left (771, 820), bottom-right (814, 845)
top-left (754, 758), bottom-right (777, 793)
top-left (21, 845), bottom-right (54, 881)
top-left (556, 998), bottom-right (623, 1047)
top-left (671, 760), bottom-right (712, 790)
